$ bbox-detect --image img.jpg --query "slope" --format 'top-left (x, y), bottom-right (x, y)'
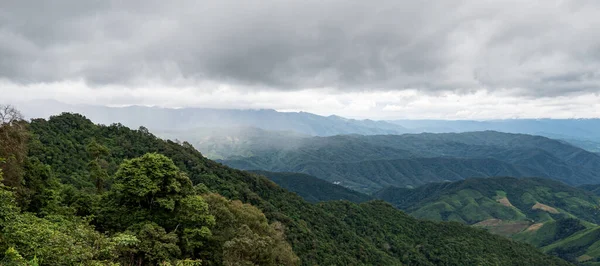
top-left (23, 113), bottom-right (570, 266)
top-left (374, 177), bottom-right (600, 264)
top-left (250, 170), bottom-right (373, 203)
top-left (580, 184), bottom-right (600, 196)
top-left (220, 132), bottom-right (600, 193)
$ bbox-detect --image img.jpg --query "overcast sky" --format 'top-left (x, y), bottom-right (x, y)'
top-left (2, 0), bottom-right (600, 119)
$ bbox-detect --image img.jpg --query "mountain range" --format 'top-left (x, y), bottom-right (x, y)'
top-left (16, 101), bottom-right (600, 152)
top-left (217, 131), bottom-right (600, 193)
top-left (16, 100), bottom-right (408, 136)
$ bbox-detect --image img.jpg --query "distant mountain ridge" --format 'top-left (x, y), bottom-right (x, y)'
top-left (16, 100), bottom-right (408, 136)
top-left (390, 119), bottom-right (600, 141)
top-left (219, 131), bottom-right (600, 193)
top-left (16, 100), bottom-right (600, 145)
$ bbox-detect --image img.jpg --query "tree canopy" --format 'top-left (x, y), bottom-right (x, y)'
top-left (0, 111), bottom-right (572, 265)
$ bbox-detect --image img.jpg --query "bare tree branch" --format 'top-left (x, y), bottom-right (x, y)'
top-left (0, 104), bottom-right (24, 125)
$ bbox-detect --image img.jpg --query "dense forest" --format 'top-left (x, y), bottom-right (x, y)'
top-left (250, 171), bottom-right (373, 203)
top-left (0, 107), bottom-right (571, 265)
top-left (374, 177), bottom-right (600, 264)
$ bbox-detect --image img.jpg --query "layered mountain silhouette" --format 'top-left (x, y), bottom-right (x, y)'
top-left (218, 131), bottom-right (600, 193)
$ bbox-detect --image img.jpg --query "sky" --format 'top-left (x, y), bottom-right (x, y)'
top-left (2, 0), bottom-right (600, 119)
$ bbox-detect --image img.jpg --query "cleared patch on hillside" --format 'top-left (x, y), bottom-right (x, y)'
top-left (496, 197), bottom-right (514, 208)
top-left (577, 254), bottom-right (593, 263)
top-left (474, 219), bottom-right (503, 226)
top-left (474, 219), bottom-right (531, 236)
top-left (525, 223), bottom-right (544, 232)
top-left (532, 202), bottom-right (559, 214)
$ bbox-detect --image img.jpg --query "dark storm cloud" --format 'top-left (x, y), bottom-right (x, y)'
top-left (1, 0), bottom-right (600, 96)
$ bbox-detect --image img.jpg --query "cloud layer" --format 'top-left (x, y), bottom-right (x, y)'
top-left (2, 0), bottom-right (600, 118)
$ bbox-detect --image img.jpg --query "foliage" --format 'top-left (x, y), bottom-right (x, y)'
top-left (0, 105), bottom-right (28, 192)
top-left (97, 153), bottom-right (215, 264)
top-left (202, 193), bottom-right (299, 266)
top-left (251, 170), bottom-right (373, 203)
top-left (0, 112), bottom-right (570, 265)
top-left (375, 177), bottom-right (600, 224)
top-left (86, 138), bottom-right (110, 193)
top-left (580, 184), bottom-right (600, 196)
top-left (375, 176), bottom-right (600, 264)
top-left (2, 214), bottom-right (114, 265)
top-left (219, 132), bottom-right (600, 193)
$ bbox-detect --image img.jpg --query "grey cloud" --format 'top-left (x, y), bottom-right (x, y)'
top-left (1, 0), bottom-right (600, 97)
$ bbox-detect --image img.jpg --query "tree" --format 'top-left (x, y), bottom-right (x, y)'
top-left (203, 193), bottom-right (299, 266)
top-left (1, 213), bottom-right (114, 265)
top-left (20, 158), bottom-right (63, 214)
top-left (0, 165), bottom-right (20, 226)
top-left (0, 105), bottom-right (23, 125)
top-left (109, 153), bottom-right (195, 218)
top-left (100, 153), bottom-right (214, 263)
top-left (86, 139), bottom-right (110, 193)
top-left (0, 105), bottom-right (28, 190)
top-left (127, 222), bottom-right (181, 265)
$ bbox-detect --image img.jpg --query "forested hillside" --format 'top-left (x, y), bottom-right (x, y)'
top-left (0, 110), bottom-right (571, 265)
top-left (580, 184), bottom-right (600, 196)
top-left (250, 170), bottom-right (373, 203)
top-left (374, 177), bottom-right (600, 264)
top-left (219, 132), bottom-right (600, 193)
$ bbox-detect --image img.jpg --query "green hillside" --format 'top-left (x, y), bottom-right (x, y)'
top-left (374, 177), bottom-right (600, 264)
top-left (580, 184), bottom-right (600, 196)
top-left (0, 112), bottom-right (571, 265)
top-left (219, 132), bottom-right (600, 193)
top-left (250, 170), bottom-right (373, 203)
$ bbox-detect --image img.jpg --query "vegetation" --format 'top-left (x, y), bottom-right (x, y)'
top-left (218, 132), bottom-right (600, 193)
top-left (250, 170), bottom-right (373, 203)
top-left (0, 109), bottom-right (571, 265)
top-left (580, 184), bottom-right (600, 196)
top-left (374, 177), bottom-right (600, 264)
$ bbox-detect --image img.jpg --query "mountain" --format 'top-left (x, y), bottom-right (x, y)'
top-left (219, 131), bottom-right (600, 193)
top-left (374, 177), bottom-right (600, 264)
top-left (16, 100), bottom-right (408, 136)
top-left (17, 100), bottom-right (600, 153)
top-left (390, 119), bottom-right (600, 141)
top-left (374, 177), bottom-right (600, 225)
top-left (250, 170), bottom-right (373, 203)
top-left (0, 112), bottom-right (571, 265)
top-left (561, 139), bottom-right (600, 153)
